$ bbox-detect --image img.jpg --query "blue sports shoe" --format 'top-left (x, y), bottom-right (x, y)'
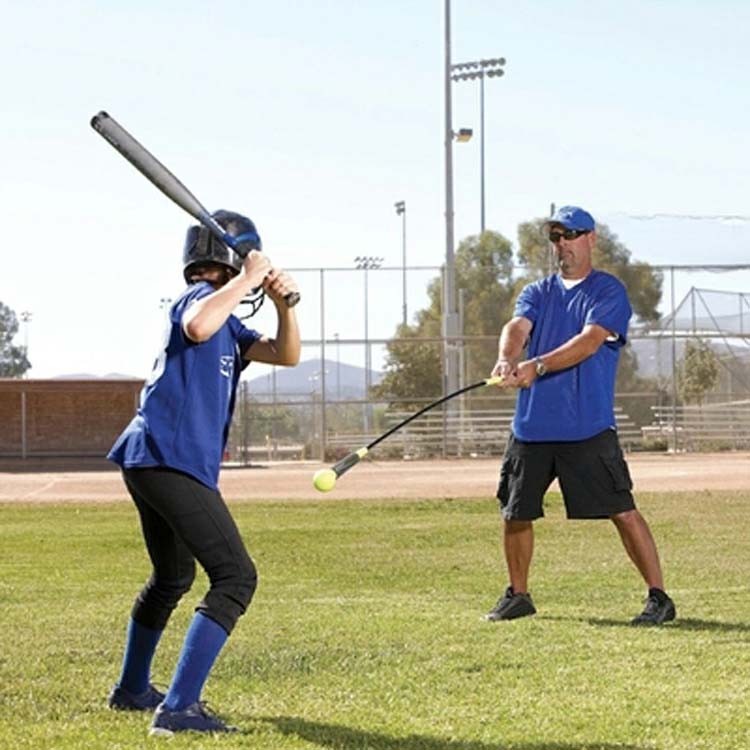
top-left (108, 683), bottom-right (165, 711)
top-left (149, 702), bottom-right (237, 736)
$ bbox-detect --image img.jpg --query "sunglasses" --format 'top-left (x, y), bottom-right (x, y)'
top-left (548, 228), bottom-right (591, 243)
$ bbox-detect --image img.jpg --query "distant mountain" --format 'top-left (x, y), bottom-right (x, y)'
top-left (245, 358), bottom-right (381, 401)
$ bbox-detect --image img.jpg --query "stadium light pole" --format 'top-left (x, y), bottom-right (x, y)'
top-left (20, 311), bottom-right (32, 377)
top-left (451, 56), bottom-right (507, 234)
top-left (333, 332), bottom-right (341, 400)
top-left (159, 297), bottom-right (172, 323)
top-left (354, 255), bottom-right (384, 432)
top-left (443, 0), bottom-right (474, 404)
top-left (395, 200), bottom-right (407, 327)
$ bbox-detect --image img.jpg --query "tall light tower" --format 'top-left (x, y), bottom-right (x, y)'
top-left (394, 200), bottom-right (407, 327)
top-left (354, 255), bottom-right (383, 432)
top-left (20, 311), bottom-right (32, 376)
top-left (159, 297), bottom-right (172, 322)
top-left (451, 56), bottom-right (507, 234)
top-left (444, 0), bottom-right (465, 402)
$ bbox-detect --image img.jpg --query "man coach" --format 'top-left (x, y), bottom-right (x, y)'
top-left (486, 205), bottom-right (676, 626)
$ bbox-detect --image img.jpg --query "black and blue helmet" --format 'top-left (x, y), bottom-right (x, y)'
top-left (182, 210), bottom-right (262, 283)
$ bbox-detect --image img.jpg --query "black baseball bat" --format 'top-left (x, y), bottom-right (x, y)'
top-left (90, 111), bottom-right (300, 307)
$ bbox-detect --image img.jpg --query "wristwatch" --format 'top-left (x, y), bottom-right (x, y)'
top-left (534, 357), bottom-right (547, 377)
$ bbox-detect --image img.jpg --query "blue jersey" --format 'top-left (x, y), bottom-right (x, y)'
top-left (512, 270), bottom-right (632, 442)
top-left (108, 282), bottom-right (261, 490)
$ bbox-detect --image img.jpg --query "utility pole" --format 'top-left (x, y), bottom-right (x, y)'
top-left (443, 0), bottom-right (460, 403)
top-left (451, 56), bottom-right (507, 234)
top-left (395, 200), bottom-right (407, 327)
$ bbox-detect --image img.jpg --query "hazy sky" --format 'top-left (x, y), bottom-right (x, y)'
top-left (1, 0), bottom-right (748, 378)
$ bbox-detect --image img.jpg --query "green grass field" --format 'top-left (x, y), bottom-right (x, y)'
top-left (2, 491), bottom-right (750, 749)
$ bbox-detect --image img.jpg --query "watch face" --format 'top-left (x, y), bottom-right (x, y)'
top-left (536, 359), bottom-right (546, 376)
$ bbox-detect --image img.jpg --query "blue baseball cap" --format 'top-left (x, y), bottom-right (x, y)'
top-left (546, 205), bottom-right (595, 231)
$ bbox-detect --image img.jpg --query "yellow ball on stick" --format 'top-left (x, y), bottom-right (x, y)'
top-left (313, 469), bottom-right (337, 493)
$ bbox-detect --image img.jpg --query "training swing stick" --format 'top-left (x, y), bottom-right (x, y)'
top-left (312, 376), bottom-right (503, 492)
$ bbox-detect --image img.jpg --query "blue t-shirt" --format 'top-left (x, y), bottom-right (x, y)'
top-left (108, 282), bottom-right (261, 490)
top-left (512, 269), bottom-right (632, 442)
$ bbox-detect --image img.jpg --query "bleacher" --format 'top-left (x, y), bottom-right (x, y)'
top-left (643, 400), bottom-right (750, 450)
top-left (326, 406), bottom-right (641, 457)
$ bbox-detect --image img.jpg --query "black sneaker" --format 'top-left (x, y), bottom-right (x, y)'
top-left (150, 701), bottom-right (238, 736)
top-left (631, 589), bottom-right (676, 626)
top-left (484, 586), bottom-right (536, 621)
top-left (108, 683), bottom-right (165, 711)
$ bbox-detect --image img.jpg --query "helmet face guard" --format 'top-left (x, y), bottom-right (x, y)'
top-left (182, 210), bottom-right (262, 284)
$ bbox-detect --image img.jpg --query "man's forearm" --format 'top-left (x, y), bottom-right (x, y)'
top-left (535, 327), bottom-right (607, 373)
top-left (498, 320), bottom-right (530, 364)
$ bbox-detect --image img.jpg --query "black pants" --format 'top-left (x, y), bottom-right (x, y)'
top-left (122, 467), bottom-right (257, 635)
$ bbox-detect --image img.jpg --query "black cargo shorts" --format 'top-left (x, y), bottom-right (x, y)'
top-left (497, 429), bottom-right (635, 520)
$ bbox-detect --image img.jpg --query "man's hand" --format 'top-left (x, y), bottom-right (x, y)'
top-left (511, 360), bottom-right (538, 388)
top-left (491, 357), bottom-right (541, 389)
top-left (491, 358), bottom-right (519, 388)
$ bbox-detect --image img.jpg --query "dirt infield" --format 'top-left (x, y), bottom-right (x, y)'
top-left (1, 452), bottom-right (749, 503)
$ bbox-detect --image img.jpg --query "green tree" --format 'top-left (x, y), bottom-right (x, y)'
top-left (374, 231), bottom-right (515, 407)
top-left (677, 339), bottom-right (720, 405)
top-left (516, 219), bottom-right (662, 323)
top-left (517, 217), bottom-right (664, 410)
top-left (375, 219), bottom-right (664, 414)
top-left (0, 302), bottom-right (31, 377)
top-left (240, 400), bottom-right (301, 440)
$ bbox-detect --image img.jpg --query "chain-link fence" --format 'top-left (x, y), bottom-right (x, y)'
top-left (228, 263), bottom-right (750, 461)
top-left (3, 265), bottom-right (746, 465)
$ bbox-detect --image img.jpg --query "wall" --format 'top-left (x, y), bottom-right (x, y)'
top-left (0, 379), bottom-right (143, 458)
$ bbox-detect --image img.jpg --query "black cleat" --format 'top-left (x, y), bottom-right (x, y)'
top-left (150, 701), bottom-right (238, 736)
top-left (631, 589), bottom-right (676, 626)
top-left (108, 683), bottom-right (165, 711)
top-left (484, 586), bottom-right (536, 621)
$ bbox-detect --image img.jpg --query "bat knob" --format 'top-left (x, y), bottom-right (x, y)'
top-left (284, 292), bottom-right (301, 308)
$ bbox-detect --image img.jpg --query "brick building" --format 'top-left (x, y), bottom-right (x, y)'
top-left (0, 379), bottom-right (143, 465)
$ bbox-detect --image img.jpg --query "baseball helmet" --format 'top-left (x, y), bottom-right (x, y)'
top-left (182, 209), bottom-right (262, 283)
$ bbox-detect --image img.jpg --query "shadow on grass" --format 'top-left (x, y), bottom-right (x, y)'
top-left (542, 615), bottom-right (750, 634)
top-left (261, 716), bottom-right (648, 750)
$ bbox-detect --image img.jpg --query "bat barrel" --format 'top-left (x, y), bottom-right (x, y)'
top-left (91, 110), bottom-right (208, 221)
top-left (91, 111), bottom-right (301, 309)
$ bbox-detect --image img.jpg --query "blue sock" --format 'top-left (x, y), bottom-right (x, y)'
top-left (117, 618), bottom-right (163, 695)
top-left (163, 612), bottom-right (229, 711)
